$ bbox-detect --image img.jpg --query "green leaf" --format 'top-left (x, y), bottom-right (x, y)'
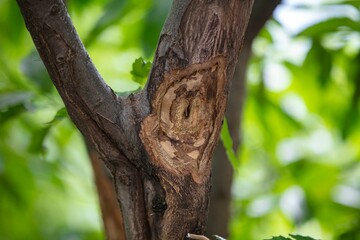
top-left (130, 57), bottom-right (152, 85)
top-left (289, 234), bottom-right (319, 240)
top-left (46, 107), bottom-right (68, 125)
top-left (28, 126), bottom-right (51, 154)
top-left (258, 27), bottom-right (273, 43)
top-left (29, 108), bottom-right (68, 154)
top-left (324, 0), bottom-right (360, 8)
top-left (0, 104), bottom-right (27, 124)
top-left (297, 17), bottom-right (360, 38)
top-left (220, 118), bottom-right (239, 171)
top-left (265, 236), bottom-right (292, 240)
top-left (341, 104), bottom-right (359, 139)
top-left (345, 0), bottom-right (360, 7)
top-left (265, 235), bottom-right (320, 240)
top-left (341, 59), bottom-right (360, 138)
top-left (264, 234), bottom-right (321, 240)
top-left (302, 41), bottom-right (332, 88)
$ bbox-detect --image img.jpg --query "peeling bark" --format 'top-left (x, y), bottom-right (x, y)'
top-left (16, 0), bottom-right (254, 239)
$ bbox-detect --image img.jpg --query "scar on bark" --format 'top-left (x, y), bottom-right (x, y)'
top-left (140, 56), bottom-right (227, 184)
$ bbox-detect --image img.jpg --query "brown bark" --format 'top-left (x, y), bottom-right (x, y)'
top-left (207, 0), bottom-right (281, 236)
top-left (88, 146), bottom-right (125, 240)
top-left (206, 53), bottom-right (248, 237)
top-left (16, 0), bottom-right (254, 239)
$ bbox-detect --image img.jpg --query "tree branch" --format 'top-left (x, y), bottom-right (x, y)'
top-left (16, 0), bottom-right (131, 237)
top-left (16, 0), bottom-right (124, 154)
top-left (88, 146), bottom-right (126, 240)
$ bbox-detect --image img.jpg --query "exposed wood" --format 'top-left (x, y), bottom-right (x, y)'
top-left (140, 56), bottom-right (227, 238)
top-left (139, 1), bottom-right (254, 238)
top-left (17, 0), bottom-right (255, 239)
top-left (141, 56), bottom-right (227, 184)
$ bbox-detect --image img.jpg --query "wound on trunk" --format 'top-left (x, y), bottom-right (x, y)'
top-left (140, 56), bottom-right (227, 184)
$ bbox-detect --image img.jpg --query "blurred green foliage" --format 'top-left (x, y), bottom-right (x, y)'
top-left (0, 0), bottom-right (360, 239)
top-left (228, 1), bottom-right (360, 239)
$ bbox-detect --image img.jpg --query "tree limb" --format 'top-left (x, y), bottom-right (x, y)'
top-left (16, 0), bottom-right (131, 237)
top-left (16, 0), bottom-right (126, 158)
top-left (88, 146), bottom-right (126, 240)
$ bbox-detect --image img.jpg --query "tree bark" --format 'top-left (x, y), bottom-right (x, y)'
top-left (88, 146), bottom-right (126, 240)
top-left (16, 0), bottom-right (254, 239)
top-left (207, 0), bottom-right (281, 236)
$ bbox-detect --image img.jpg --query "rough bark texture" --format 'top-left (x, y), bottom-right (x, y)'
top-left (207, 0), bottom-right (281, 236)
top-left (88, 146), bottom-right (126, 240)
top-left (206, 56), bottom-right (248, 236)
top-left (16, 0), bottom-right (254, 239)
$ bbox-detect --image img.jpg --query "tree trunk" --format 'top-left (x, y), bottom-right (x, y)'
top-left (88, 145), bottom-right (126, 240)
top-left (16, 0), bottom-right (254, 239)
top-left (207, 0), bottom-right (281, 236)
